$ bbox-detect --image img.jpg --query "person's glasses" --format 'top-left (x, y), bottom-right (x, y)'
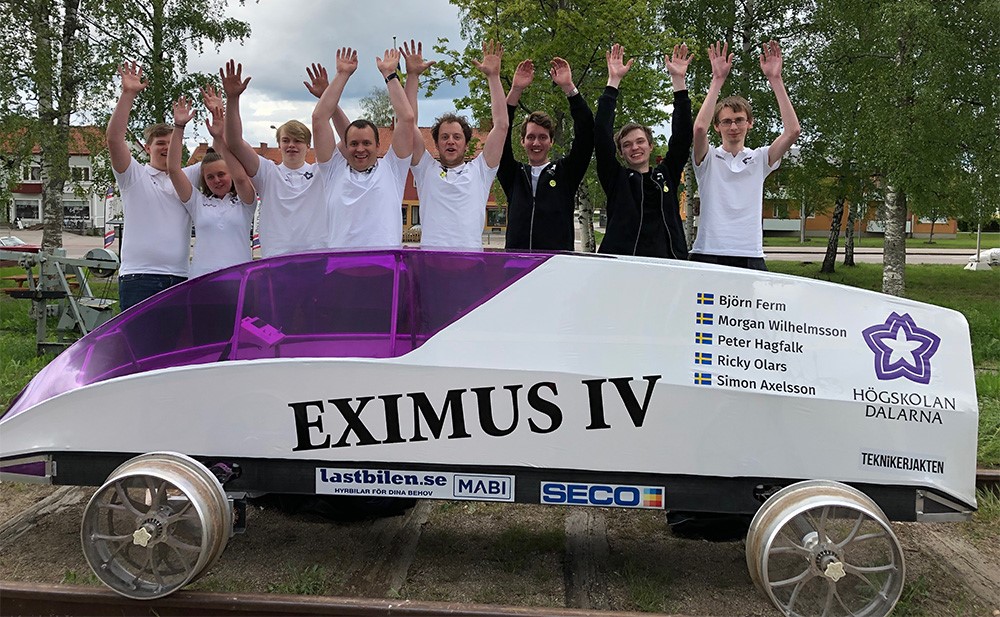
top-left (717, 118), bottom-right (748, 128)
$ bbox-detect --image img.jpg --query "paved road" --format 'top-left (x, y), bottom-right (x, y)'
top-left (5, 229), bottom-right (989, 266)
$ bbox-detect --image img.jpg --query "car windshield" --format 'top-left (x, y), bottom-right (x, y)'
top-left (5, 249), bottom-right (550, 418)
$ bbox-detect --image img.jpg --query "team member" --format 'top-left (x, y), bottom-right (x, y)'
top-left (312, 47), bottom-right (415, 249)
top-left (689, 40), bottom-right (801, 270)
top-left (402, 40), bottom-right (508, 250)
top-left (168, 98), bottom-right (256, 278)
top-left (596, 43), bottom-right (692, 259)
top-left (106, 62), bottom-right (202, 310)
top-left (222, 60), bottom-right (329, 258)
top-left (499, 57), bottom-right (594, 251)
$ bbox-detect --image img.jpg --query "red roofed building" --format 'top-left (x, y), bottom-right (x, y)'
top-left (189, 126), bottom-right (507, 238)
top-left (7, 126), bottom-right (111, 230)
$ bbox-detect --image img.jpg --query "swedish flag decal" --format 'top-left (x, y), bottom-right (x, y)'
top-left (695, 332), bottom-right (713, 345)
top-left (694, 372), bottom-right (712, 385)
top-left (695, 352), bottom-right (713, 365)
top-left (696, 312), bottom-right (714, 325)
top-left (696, 292), bottom-right (715, 305)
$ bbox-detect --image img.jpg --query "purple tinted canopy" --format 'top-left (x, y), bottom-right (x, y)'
top-left (5, 250), bottom-right (550, 419)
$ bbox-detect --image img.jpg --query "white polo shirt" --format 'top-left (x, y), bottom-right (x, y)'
top-left (691, 145), bottom-right (779, 258)
top-left (412, 155), bottom-right (495, 250)
top-left (252, 156), bottom-right (328, 258)
top-left (114, 158), bottom-right (201, 277)
top-left (183, 191), bottom-right (257, 278)
top-left (319, 148), bottom-right (410, 249)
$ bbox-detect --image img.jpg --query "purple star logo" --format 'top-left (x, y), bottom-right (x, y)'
top-left (862, 313), bottom-right (941, 384)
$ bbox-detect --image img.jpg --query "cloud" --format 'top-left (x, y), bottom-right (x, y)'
top-left (185, 0), bottom-right (473, 146)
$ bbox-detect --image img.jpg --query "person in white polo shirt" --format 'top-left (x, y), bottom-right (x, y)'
top-left (401, 40), bottom-right (508, 251)
top-left (690, 40), bottom-right (801, 271)
top-left (312, 47), bottom-right (415, 250)
top-left (222, 60), bottom-right (328, 258)
top-left (107, 62), bottom-right (202, 311)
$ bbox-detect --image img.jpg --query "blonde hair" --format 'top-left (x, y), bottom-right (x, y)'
top-left (276, 120), bottom-right (311, 144)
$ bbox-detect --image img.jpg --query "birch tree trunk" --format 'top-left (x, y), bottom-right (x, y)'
top-left (820, 197), bottom-right (845, 273)
top-left (881, 187), bottom-right (907, 296)
top-left (576, 184), bottom-right (596, 253)
top-left (683, 159), bottom-right (695, 250)
top-left (844, 202), bottom-right (858, 267)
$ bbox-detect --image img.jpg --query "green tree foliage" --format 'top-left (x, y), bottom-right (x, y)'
top-left (359, 86), bottom-right (394, 126)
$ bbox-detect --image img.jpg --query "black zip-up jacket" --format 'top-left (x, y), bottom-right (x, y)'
top-left (498, 93), bottom-right (594, 250)
top-left (595, 86), bottom-right (692, 259)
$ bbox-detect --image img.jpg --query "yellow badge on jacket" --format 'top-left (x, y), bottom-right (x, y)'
top-left (549, 179), bottom-right (556, 187)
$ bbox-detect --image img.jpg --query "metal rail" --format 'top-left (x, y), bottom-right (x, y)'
top-left (0, 581), bottom-right (682, 617)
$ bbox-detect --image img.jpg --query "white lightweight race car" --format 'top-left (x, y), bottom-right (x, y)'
top-left (0, 249), bottom-right (979, 616)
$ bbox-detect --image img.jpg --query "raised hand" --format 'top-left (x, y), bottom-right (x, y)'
top-left (401, 40), bottom-right (435, 75)
top-left (200, 84), bottom-right (223, 114)
top-left (550, 57), bottom-right (574, 89)
top-left (220, 60), bottom-right (251, 98)
top-left (304, 63), bottom-right (329, 99)
top-left (708, 41), bottom-right (733, 81)
top-left (118, 62), bottom-right (147, 95)
top-left (172, 95), bottom-right (195, 128)
top-left (511, 59), bottom-right (535, 90)
top-left (205, 104), bottom-right (226, 141)
top-left (606, 44), bottom-right (633, 84)
top-left (473, 40), bottom-right (502, 77)
top-left (376, 48), bottom-right (401, 78)
top-left (759, 40), bottom-right (783, 80)
top-left (336, 48), bottom-right (358, 76)
top-left (664, 43), bottom-right (692, 78)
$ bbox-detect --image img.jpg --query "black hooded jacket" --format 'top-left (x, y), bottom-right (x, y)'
top-left (595, 86), bottom-right (692, 259)
top-left (498, 93), bottom-right (594, 251)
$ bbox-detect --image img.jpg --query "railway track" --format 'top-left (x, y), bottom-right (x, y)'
top-left (1, 470), bottom-right (997, 616)
top-left (0, 581), bottom-right (679, 617)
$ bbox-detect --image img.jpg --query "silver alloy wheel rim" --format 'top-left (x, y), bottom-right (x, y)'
top-left (81, 452), bottom-right (231, 600)
top-left (746, 480), bottom-right (905, 617)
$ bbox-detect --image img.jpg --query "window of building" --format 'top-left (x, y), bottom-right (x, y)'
top-left (22, 166), bottom-right (41, 181)
top-left (71, 166), bottom-right (91, 182)
top-left (410, 205), bottom-right (420, 225)
top-left (63, 200), bottom-right (89, 227)
top-left (15, 199), bottom-right (39, 220)
top-left (487, 207), bottom-right (507, 227)
top-left (401, 206), bottom-right (408, 226)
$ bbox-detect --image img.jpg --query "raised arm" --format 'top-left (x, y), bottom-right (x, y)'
top-left (471, 40), bottom-right (509, 168)
top-left (506, 58), bottom-right (534, 107)
top-left (221, 60), bottom-right (260, 177)
top-left (401, 40), bottom-right (435, 164)
top-left (313, 48), bottom-right (356, 163)
top-left (552, 57), bottom-right (594, 184)
top-left (377, 49), bottom-right (414, 158)
top-left (693, 41), bottom-right (731, 165)
top-left (167, 96), bottom-right (195, 203)
top-left (305, 63), bottom-right (351, 145)
top-left (205, 105), bottom-right (255, 205)
top-left (107, 63), bottom-right (146, 174)
top-left (596, 45), bottom-right (630, 191)
top-left (760, 40), bottom-right (801, 166)
top-left (663, 43), bottom-right (694, 170)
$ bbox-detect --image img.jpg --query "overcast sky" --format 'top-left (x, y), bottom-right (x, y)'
top-left (184, 0), bottom-right (472, 148)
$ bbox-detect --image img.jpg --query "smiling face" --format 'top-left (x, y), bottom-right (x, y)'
top-left (435, 121), bottom-right (468, 168)
top-left (345, 124), bottom-right (378, 172)
top-left (143, 135), bottom-right (171, 172)
top-left (713, 106), bottom-right (752, 151)
top-left (617, 126), bottom-right (653, 172)
top-left (201, 160), bottom-right (233, 198)
top-left (278, 132), bottom-right (309, 169)
top-left (521, 122), bottom-right (552, 167)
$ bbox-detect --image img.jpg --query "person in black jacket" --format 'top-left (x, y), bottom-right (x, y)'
top-left (596, 43), bottom-right (692, 259)
top-left (499, 57), bottom-right (594, 251)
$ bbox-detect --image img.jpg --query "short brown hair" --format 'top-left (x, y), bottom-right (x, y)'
top-left (521, 111), bottom-right (554, 139)
top-left (431, 113), bottom-right (472, 143)
top-left (614, 123), bottom-right (653, 155)
top-left (712, 96), bottom-right (753, 126)
top-left (346, 119), bottom-right (380, 146)
top-left (275, 120), bottom-right (311, 145)
top-left (143, 123), bottom-right (173, 144)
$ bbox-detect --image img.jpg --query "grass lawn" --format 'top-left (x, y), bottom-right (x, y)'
top-left (1, 262), bottom-right (998, 466)
top-left (763, 231), bottom-right (1000, 250)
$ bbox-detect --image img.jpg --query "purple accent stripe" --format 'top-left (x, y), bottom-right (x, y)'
top-left (1, 461), bottom-right (47, 477)
top-left (3, 249), bottom-right (553, 420)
